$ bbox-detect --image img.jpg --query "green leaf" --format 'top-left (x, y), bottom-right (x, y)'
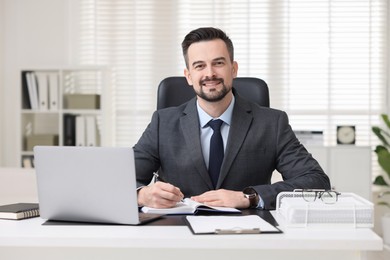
top-left (372, 126), bottom-right (381, 137)
top-left (372, 114), bottom-right (390, 189)
top-left (382, 114), bottom-right (390, 129)
top-left (372, 126), bottom-right (390, 147)
top-left (374, 145), bottom-right (388, 154)
top-left (373, 176), bottom-right (389, 186)
top-left (376, 148), bottom-right (390, 179)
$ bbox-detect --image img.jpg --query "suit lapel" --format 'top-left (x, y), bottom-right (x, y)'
top-left (181, 99), bottom-right (214, 189)
top-left (217, 96), bottom-right (253, 188)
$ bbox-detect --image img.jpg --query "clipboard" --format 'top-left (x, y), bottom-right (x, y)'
top-left (215, 228), bottom-right (261, 234)
top-left (185, 215), bottom-right (282, 235)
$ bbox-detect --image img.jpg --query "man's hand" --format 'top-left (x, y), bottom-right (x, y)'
top-left (191, 189), bottom-right (250, 209)
top-left (137, 182), bottom-right (184, 208)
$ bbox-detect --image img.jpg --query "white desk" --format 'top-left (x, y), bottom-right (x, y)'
top-left (0, 213), bottom-right (383, 260)
top-left (0, 167), bottom-right (384, 260)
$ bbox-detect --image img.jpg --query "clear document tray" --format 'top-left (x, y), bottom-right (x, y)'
top-left (276, 192), bottom-right (373, 228)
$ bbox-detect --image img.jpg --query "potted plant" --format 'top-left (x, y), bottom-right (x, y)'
top-left (372, 114), bottom-right (390, 245)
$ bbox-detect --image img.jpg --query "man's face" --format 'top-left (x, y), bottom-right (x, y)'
top-left (184, 39), bottom-right (238, 102)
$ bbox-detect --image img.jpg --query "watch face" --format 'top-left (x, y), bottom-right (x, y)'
top-left (337, 126), bottom-right (356, 144)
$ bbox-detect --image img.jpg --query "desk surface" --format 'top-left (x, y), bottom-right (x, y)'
top-left (0, 167), bottom-right (384, 260)
top-left (0, 212), bottom-right (382, 250)
top-left (0, 213), bottom-right (383, 260)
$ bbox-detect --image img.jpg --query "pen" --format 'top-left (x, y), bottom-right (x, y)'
top-left (153, 172), bottom-right (166, 183)
top-left (153, 172), bottom-right (185, 202)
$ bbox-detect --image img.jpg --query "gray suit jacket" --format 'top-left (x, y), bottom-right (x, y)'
top-left (134, 92), bottom-right (330, 209)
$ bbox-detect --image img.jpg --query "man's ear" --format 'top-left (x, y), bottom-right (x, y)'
top-left (184, 69), bottom-right (193, 86)
top-left (232, 61), bottom-right (238, 78)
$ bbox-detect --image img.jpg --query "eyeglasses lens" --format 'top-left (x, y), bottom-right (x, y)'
top-left (320, 191), bottom-right (337, 204)
top-left (302, 192), bottom-right (317, 202)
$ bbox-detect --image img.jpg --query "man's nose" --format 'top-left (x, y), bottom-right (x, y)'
top-left (204, 65), bottom-right (216, 78)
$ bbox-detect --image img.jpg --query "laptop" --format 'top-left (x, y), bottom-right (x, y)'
top-left (34, 146), bottom-right (162, 225)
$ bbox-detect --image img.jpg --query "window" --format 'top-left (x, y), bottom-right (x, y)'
top-left (75, 0), bottom-right (388, 153)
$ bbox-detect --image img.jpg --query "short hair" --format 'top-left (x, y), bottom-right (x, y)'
top-left (181, 27), bottom-right (234, 68)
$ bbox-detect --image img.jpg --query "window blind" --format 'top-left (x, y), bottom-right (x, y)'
top-left (75, 0), bottom-right (388, 156)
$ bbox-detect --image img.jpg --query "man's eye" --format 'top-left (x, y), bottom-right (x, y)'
top-left (195, 64), bottom-right (205, 69)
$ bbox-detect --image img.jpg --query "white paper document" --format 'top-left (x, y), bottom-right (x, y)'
top-left (186, 215), bottom-right (280, 234)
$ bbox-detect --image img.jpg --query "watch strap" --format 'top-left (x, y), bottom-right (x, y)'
top-left (243, 187), bottom-right (260, 208)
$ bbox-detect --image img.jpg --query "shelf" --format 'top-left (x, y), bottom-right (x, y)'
top-left (19, 67), bottom-right (111, 167)
top-left (62, 109), bottom-right (101, 115)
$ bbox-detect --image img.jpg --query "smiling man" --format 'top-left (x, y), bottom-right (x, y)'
top-left (184, 38), bottom-right (236, 119)
top-left (134, 27), bottom-right (330, 210)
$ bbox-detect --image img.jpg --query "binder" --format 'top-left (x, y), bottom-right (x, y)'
top-left (30, 72), bottom-right (39, 110)
top-left (21, 71), bottom-right (32, 109)
top-left (75, 116), bottom-right (86, 146)
top-left (63, 114), bottom-right (76, 146)
top-left (85, 116), bottom-right (97, 146)
top-left (36, 72), bottom-right (49, 111)
top-left (48, 72), bottom-right (59, 111)
top-left (26, 72), bottom-right (39, 110)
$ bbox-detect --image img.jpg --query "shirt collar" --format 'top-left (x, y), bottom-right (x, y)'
top-left (197, 96), bottom-right (235, 128)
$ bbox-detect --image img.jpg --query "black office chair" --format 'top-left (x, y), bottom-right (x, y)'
top-left (157, 76), bottom-right (269, 109)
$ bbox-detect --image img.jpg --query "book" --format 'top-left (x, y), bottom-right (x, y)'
top-left (185, 215), bottom-right (281, 234)
top-left (0, 203), bottom-right (39, 220)
top-left (141, 198), bottom-right (241, 215)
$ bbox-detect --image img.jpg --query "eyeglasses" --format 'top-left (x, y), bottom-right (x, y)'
top-left (293, 189), bottom-right (341, 204)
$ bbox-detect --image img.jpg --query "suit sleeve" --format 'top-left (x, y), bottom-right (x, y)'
top-left (255, 111), bottom-right (331, 209)
top-left (133, 111), bottom-right (161, 187)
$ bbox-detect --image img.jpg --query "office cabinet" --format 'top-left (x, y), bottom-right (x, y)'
top-left (306, 146), bottom-right (372, 200)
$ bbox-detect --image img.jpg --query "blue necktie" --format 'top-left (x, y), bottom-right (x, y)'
top-left (208, 119), bottom-right (224, 188)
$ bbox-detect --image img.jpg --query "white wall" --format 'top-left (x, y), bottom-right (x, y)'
top-left (1, 0), bottom-right (71, 166)
top-left (0, 0), bottom-right (4, 166)
top-left (0, 0), bottom-right (389, 167)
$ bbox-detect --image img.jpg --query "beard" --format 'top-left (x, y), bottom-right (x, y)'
top-left (194, 77), bottom-right (232, 102)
